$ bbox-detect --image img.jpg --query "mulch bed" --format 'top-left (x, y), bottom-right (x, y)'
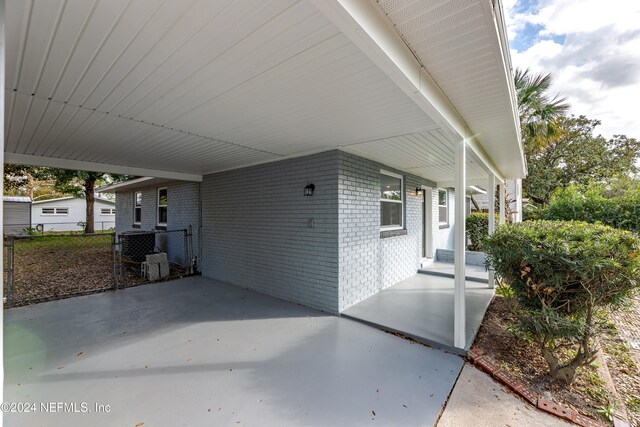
top-left (471, 295), bottom-right (639, 425)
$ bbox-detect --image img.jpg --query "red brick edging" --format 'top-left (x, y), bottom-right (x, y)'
top-left (467, 348), bottom-right (609, 427)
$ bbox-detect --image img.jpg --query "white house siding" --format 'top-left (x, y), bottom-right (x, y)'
top-left (200, 151), bottom-right (341, 314)
top-left (31, 198), bottom-right (115, 232)
top-left (115, 182), bottom-right (200, 267)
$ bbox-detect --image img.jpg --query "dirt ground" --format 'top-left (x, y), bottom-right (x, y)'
top-left (472, 295), bottom-right (640, 425)
top-left (4, 234), bottom-right (193, 307)
top-left (4, 234), bottom-right (115, 304)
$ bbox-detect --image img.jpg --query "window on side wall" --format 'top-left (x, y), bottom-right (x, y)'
top-left (380, 171), bottom-right (403, 229)
top-left (42, 207), bottom-right (68, 215)
top-left (438, 189), bottom-right (449, 228)
top-left (134, 192), bottom-right (142, 224)
top-left (157, 188), bottom-right (168, 226)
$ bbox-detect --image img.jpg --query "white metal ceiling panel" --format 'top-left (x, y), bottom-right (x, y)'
top-left (5, 0), bottom-right (519, 182)
top-left (6, 0), bottom-right (441, 177)
top-left (343, 129), bottom-right (489, 183)
top-left (377, 0), bottom-right (523, 179)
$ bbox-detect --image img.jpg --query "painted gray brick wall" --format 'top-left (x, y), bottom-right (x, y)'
top-left (200, 151), bottom-right (340, 314)
top-left (115, 182), bottom-right (200, 267)
top-left (116, 188), bottom-right (157, 232)
top-left (337, 151), bottom-right (437, 311)
top-left (166, 182), bottom-right (200, 266)
top-left (435, 248), bottom-right (486, 266)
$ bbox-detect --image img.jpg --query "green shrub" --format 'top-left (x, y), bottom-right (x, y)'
top-left (523, 204), bottom-right (546, 221)
top-left (483, 220), bottom-right (640, 384)
top-left (545, 185), bottom-right (640, 233)
top-left (466, 212), bottom-right (499, 251)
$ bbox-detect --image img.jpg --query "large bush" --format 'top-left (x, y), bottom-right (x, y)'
top-left (545, 185), bottom-right (640, 233)
top-left (483, 220), bottom-right (640, 384)
top-left (466, 212), bottom-right (498, 251)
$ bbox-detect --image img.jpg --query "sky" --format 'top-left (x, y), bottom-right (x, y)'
top-left (504, 0), bottom-right (640, 138)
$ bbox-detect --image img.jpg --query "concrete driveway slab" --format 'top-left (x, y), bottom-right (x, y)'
top-left (5, 277), bottom-right (463, 426)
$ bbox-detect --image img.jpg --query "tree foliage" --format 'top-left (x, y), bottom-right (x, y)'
top-left (50, 169), bottom-right (127, 233)
top-left (3, 164), bottom-right (60, 199)
top-left (514, 68), bottom-right (569, 156)
top-left (544, 180), bottom-right (640, 233)
top-left (483, 221), bottom-right (640, 384)
top-left (466, 212), bottom-right (498, 251)
top-left (523, 115), bottom-right (640, 205)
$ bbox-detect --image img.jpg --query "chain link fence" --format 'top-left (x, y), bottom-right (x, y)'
top-left (5, 221), bottom-right (116, 236)
top-left (113, 227), bottom-right (195, 288)
top-left (3, 227), bottom-right (196, 307)
top-left (3, 233), bottom-right (115, 306)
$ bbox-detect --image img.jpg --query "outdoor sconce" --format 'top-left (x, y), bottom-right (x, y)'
top-left (304, 183), bottom-right (315, 196)
top-left (415, 187), bottom-right (424, 196)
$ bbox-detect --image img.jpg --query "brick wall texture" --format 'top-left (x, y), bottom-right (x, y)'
top-left (336, 151), bottom-right (446, 311)
top-left (115, 181), bottom-right (200, 266)
top-left (115, 150), bottom-right (457, 315)
top-left (200, 151), bottom-right (341, 314)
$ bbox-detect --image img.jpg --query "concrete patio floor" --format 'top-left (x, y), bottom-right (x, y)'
top-left (342, 274), bottom-right (494, 353)
top-left (4, 276), bottom-right (464, 427)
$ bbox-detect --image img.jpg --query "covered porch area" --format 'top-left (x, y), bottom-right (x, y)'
top-left (2, 0), bottom-right (526, 404)
top-left (342, 272), bottom-right (494, 354)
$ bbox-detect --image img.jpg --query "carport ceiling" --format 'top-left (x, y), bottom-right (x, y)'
top-left (5, 0), bottom-right (518, 183)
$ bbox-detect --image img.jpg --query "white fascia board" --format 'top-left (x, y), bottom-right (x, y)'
top-left (97, 177), bottom-right (157, 193)
top-left (32, 196), bottom-right (75, 204)
top-left (438, 178), bottom-right (499, 188)
top-left (483, 0), bottom-right (525, 175)
top-left (311, 0), bottom-right (505, 182)
top-left (5, 153), bottom-right (203, 182)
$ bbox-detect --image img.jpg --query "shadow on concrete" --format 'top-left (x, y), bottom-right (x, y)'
top-left (4, 276), bottom-right (463, 426)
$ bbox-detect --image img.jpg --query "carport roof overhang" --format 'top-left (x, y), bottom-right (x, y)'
top-left (4, 0), bottom-right (524, 183)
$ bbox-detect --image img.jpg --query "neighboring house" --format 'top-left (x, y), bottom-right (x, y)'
top-left (3, 196), bottom-right (32, 235)
top-left (5, 0), bottom-right (525, 350)
top-left (469, 179), bottom-right (523, 222)
top-left (31, 197), bottom-right (116, 232)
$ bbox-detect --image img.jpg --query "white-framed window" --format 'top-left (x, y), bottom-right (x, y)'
top-left (134, 191), bottom-right (142, 224)
top-left (438, 189), bottom-right (449, 227)
top-left (380, 170), bottom-right (403, 229)
top-left (157, 188), bottom-right (168, 226)
top-left (100, 208), bottom-right (116, 215)
top-left (41, 207), bottom-right (69, 216)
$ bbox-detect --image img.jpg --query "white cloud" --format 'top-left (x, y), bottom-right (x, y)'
top-left (505, 0), bottom-right (640, 138)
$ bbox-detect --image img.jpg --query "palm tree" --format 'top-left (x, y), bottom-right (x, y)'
top-left (514, 68), bottom-right (570, 155)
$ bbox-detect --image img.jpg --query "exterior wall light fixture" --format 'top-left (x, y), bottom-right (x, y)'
top-left (304, 183), bottom-right (315, 196)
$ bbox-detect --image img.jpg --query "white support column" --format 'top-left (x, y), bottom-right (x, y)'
top-left (1, 0), bottom-right (6, 402)
top-left (515, 178), bottom-right (523, 222)
top-left (487, 174), bottom-right (496, 289)
top-left (499, 180), bottom-right (506, 225)
top-left (454, 138), bottom-right (466, 349)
